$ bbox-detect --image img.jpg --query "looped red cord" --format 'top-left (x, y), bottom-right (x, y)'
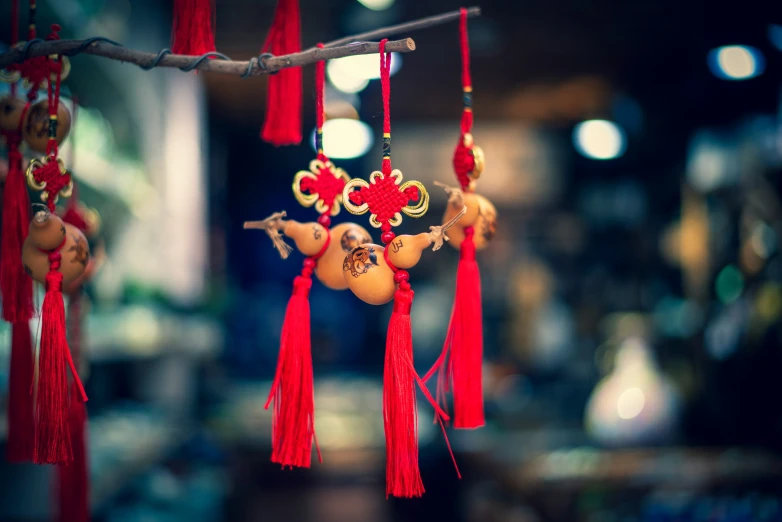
top-left (379, 39), bottom-right (392, 175)
top-left (315, 42), bottom-right (326, 162)
top-left (45, 35), bottom-right (63, 159)
top-left (459, 7), bottom-right (472, 134)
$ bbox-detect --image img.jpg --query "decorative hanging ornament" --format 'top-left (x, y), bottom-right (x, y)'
top-left (424, 8), bottom-right (497, 430)
top-left (20, 38), bottom-right (89, 465)
top-left (341, 40), bottom-right (462, 498)
top-left (1, 0), bottom-right (36, 463)
top-left (57, 102), bottom-right (100, 522)
top-left (259, 0), bottom-right (302, 145)
top-left (242, 45), bottom-right (371, 469)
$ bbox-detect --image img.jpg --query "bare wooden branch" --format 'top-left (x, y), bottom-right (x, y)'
top-left (0, 38), bottom-right (416, 76)
top-left (318, 6), bottom-right (482, 49)
top-left (0, 6), bottom-right (483, 76)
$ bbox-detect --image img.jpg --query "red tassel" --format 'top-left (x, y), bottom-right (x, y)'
top-left (56, 293), bottom-right (89, 521)
top-left (264, 270), bottom-right (320, 468)
top-left (34, 255), bottom-right (88, 465)
top-left (56, 382), bottom-right (89, 522)
top-left (1, 135), bottom-right (33, 323)
top-left (6, 323), bottom-right (35, 462)
top-left (260, 0), bottom-right (302, 146)
top-left (171, 0), bottom-right (216, 55)
top-left (426, 228), bottom-right (485, 429)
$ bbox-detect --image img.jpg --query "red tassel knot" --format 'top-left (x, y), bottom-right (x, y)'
top-left (298, 165), bottom-right (346, 214)
top-left (30, 159), bottom-right (72, 210)
top-left (347, 174), bottom-right (419, 226)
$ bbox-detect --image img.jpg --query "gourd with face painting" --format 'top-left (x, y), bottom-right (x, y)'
top-left (244, 213), bottom-right (373, 290)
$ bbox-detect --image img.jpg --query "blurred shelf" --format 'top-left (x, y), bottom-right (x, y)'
top-left (494, 446), bottom-right (782, 491)
top-left (90, 409), bottom-right (190, 511)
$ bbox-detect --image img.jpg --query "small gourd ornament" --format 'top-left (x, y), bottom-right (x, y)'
top-left (20, 49), bottom-right (88, 466)
top-left (340, 41), bottom-right (459, 499)
top-left (424, 9), bottom-right (497, 430)
top-left (241, 50), bottom-right (373, 470)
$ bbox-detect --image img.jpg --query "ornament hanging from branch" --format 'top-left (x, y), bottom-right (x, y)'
top-left (424, 8), bottom-right (497, 430)
top-left (341, 40), bottom-right (462, 498)
top-left (17, 25), bottom-right (90, 465)
top-left (243, 44), bottom-right (373, 468)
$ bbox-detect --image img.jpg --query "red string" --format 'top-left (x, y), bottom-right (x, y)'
top-left (459, 7), bottom-right (473, 135)
top-left (315, 43), bottom-right (325, 133)
top-left (45, 26), bottom-right (63, 159)
top-left (67, 98), bottom-right (78, 209)
top-left (379, 39), bottom-right (392, 175)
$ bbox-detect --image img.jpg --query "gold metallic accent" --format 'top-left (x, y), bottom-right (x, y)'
top-left (0, 68), bottom-right (21, 84)
top-left (25, 156), bottom-right (72, 203)
top-left (22, 55), bottom-right (71, 92)
top-left (342, 177), bottom-right (370, 218)
top-left (470, 144), bottom-right (485, 179)
top-left (341, 169), bottom-right (429, 228)
top-left (292, 158), bottom-right (350, 216)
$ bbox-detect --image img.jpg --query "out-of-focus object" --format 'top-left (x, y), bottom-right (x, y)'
top-left (22, 100), bottom-right (71, 153)
top-left (0, 96), bottom-right (26, 132)
top-left (573, 119), bottom-right (626, 160)
top-left (586, 337), bottom-right (680, 446)
top-left (22, 208), bottom-right (90, 286)
top-left (708, 45), bottom-right (765, 80)
top-left (170, 0), bottom-right (216, 56)
top-left (426, 8), bottom-right (493, 432)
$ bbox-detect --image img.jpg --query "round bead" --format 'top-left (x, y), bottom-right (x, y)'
top-left (393, 270), bottom-right (409, 283)
top-left (317, 214), bottom-right (331, 228)
top-left (381, 231), bottom-right (396, 244)
top-left (303, 258), bottom-right (317, 269)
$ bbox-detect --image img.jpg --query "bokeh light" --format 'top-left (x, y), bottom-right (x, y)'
top-left (708, 45), bottom-right (765, 80)
top-left (357, 0), bottom-right (395, 10)
top-left (716, 265), bottom-right (744, 304)
top-left (327, 52), bottom-right (402, 93)
top-left (573, 120), bottom-right (626, 160)
top-left (617, 388), bottom-right (645, 420)
top-left (310, 118), bottom-right (373, 159)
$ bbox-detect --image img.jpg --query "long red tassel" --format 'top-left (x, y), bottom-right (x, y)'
top-left (171, 0), bottom-right (216, 55)
top-left (56, 382), bottom-right (89, 522)
top-left (34, 254), bottom-right (88, 465)
top-left (56, 292), bottom-right (90, 522)
top-left (264, 268), bottom-right (321, 468)
top-left (427, 229), bottom-right (485, 429)
top-left (384, 287), bottom-right (424, 498)
top-left (260, 0), bottom-right (302, 145)
top-left (6, 323), bottom-right (34, 461)
top-left (1, 133), bottom-right (33, 324)
top-left (3, 127), bottom-right (36, 462)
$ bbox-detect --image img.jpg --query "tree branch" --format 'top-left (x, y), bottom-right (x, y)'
top-left (0, 38), bottom-right (416, 76)
top-left (318, 6), bottom-right (482, 49)
top-left (0, 6), bottom-right (482, 77)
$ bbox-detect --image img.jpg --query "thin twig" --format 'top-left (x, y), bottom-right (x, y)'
top-left (0, 6), bottom-right (483, 76)
top-left (0, 38), bottom-right (415, 76)
top-left (318, 6), bottom-right (481, 49)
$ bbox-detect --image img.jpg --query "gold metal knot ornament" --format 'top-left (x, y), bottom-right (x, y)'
top-left (342, 169), bottom-right (429, 228)
top-left (292, 158), bottom-right (350, 216)
top-left (25, 156), bottom-right (73, 203)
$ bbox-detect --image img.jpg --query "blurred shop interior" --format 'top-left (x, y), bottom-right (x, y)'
top-left (1, 0), bottom-right (782, 521)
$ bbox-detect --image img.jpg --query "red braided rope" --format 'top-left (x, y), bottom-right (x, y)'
top-left (315, 43), bottom-right (325, 158)
top-left (45, 29), bottom-right (63, 159)
top-left (459, 7), bottom-right (472, 135)
top-left (379, 39), bottom-right (392, 175)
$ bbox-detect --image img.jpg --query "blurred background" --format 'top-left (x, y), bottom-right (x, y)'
top-left (2, 0), bottom-right (782, 521)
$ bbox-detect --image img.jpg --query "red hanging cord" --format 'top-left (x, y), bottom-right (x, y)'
top-left (315, 43), bottom-right (326, 162)
top-left (453, 7), bottom-right (475, 191)
top-left (375, 41), bottom-right (460, 496)
top-left (425, 8), bottom-right (486, 430)
top-left (379, 40), bottom-right (392, 176)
